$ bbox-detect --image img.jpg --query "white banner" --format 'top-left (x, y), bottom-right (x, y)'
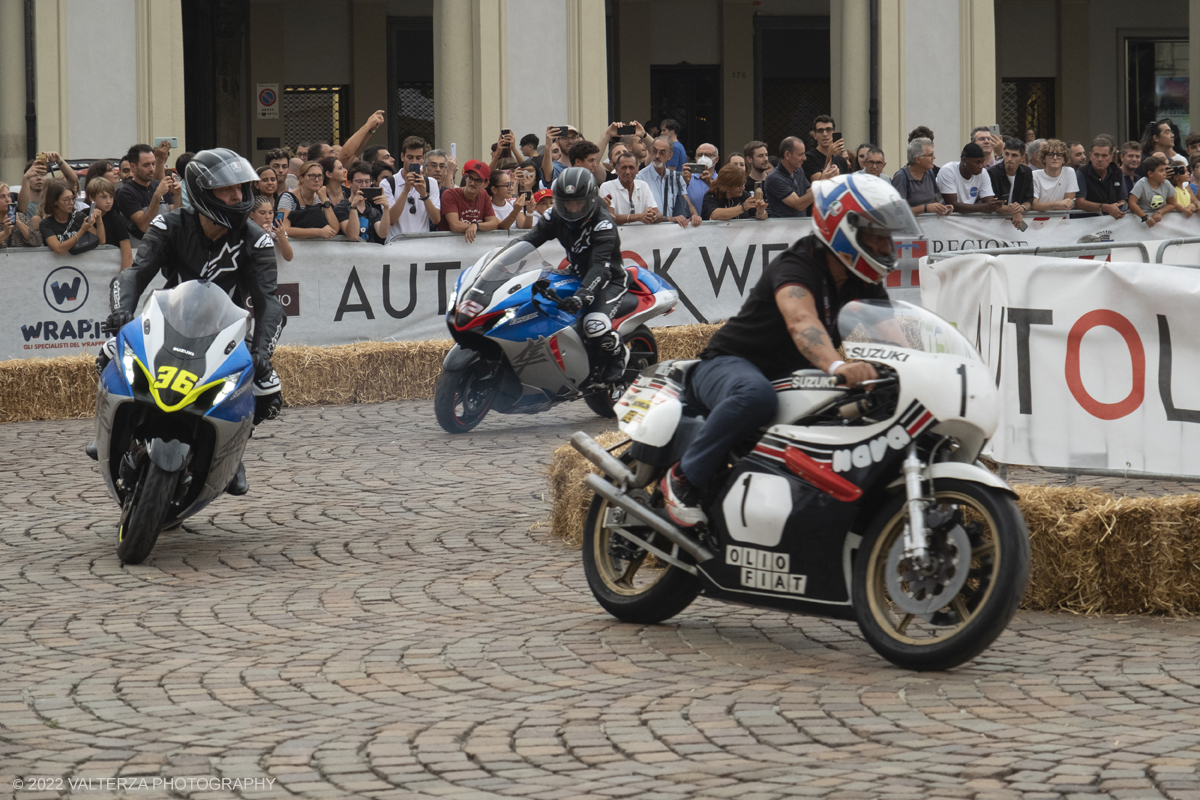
top-left (921, 253), bottom-right (1200, 475)
top-left (4, 211), bottom-right (1200, 361)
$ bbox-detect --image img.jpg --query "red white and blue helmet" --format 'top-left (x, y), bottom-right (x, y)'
top-left (811, 173), bottom-right (924, 283)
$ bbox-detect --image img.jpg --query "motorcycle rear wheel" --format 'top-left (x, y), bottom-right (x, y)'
top-left (434, 364), bottom-right (495, 433)
top-left (852, 479), bottom-right (1030, 671)
top-left (583, 325), bottom-right (658, 418)
top-left (581, 470), bottom-right (700, 624)
top-left (117, 463), bottom-right (181, 565)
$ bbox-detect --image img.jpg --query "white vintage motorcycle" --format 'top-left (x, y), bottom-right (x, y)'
top-left (570, 299), bottom-right (1030, 671)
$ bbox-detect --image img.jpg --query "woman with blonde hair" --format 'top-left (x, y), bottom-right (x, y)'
top-left (278, 160), bottom-right (340, 239)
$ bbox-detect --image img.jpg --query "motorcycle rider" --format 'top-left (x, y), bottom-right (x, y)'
top-left (661, 173), bottom-right (923, 526)
top-left (97, 148), bottom-right (285, 495)
top-left (517, 166), bottom-right (627, 384)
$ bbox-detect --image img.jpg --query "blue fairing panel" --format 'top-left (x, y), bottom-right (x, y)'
top-left (636, 269), bottom-right (674, 293)
top-left (206, 345), bottom-right (255, 423)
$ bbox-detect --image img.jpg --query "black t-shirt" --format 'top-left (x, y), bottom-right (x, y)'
top-left (355, 201), bottom-right (385, 243)
top-left (802, 150), bottom-right (851, 182)
top-left (115, 179), bottom-right (173, 238)
top-left (701, 235), bottom-right (888, 379)
top-left (39, 211), bottom-right (86, 245)
top-left (701, 190), bottom-right (753, 220)
top-left (101, 209), bottom-right (131, 248)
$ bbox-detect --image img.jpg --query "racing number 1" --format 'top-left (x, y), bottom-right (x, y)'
top-left (154, 365), bottom-right (198, 393)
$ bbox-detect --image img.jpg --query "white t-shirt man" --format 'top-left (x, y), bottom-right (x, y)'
top-left (1031, 168), bottom-right (1079, 202)
top-left (382, 176), bottom-right (442, 241)
top-left (936, 162), bottom-right (995, 204)
top-left (598, 178), bottom-right (658, 217)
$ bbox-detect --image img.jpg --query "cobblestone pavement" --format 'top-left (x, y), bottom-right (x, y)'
top-left (4, 401), bottom-right (1200, 800)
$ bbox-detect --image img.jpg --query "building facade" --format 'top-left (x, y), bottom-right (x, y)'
top-left (2, 0), bottom-right (1200, 186)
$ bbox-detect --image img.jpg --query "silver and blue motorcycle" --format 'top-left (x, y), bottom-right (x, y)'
top-left (93, 280), bottom-right (257, 564)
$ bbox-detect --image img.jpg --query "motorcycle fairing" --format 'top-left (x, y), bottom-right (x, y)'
top-left (698, 456), bottom-right (860, 614)
top-left (695, 402), bottom-right (938, 612)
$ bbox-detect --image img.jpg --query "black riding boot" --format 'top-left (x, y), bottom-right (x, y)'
top-left (227, 461), bottom-right (249, 496)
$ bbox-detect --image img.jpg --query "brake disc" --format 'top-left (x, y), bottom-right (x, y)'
top-left (884, 521), bottom-right (972, 615)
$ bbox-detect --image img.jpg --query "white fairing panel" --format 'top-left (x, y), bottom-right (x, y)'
top-left (721, 472), bottom-right (792, 547)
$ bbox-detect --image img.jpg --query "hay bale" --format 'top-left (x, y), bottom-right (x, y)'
top-left (546, 430), bottom-right (627, 545)
top-left (655, 323), bottom-right (720, 361)
top-left (0, 355), bottom-right (98, 423)
top-left (1015, 485), bottom-right (1111, 611)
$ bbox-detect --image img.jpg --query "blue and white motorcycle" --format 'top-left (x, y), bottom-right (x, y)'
top-left (93, 280), bottom-right (257, 564)
top-left (436, 240), bottom-right (678, 432)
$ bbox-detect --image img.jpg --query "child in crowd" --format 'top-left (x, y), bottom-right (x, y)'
top-left (530, 188), bottom-right (554, 224)
top-left (1169, 164), bottom-right (1199, 217)
top-left (249, 195), bottom-right (293, 262)
top-left (1128, 155), bottom-right (1174, 228)
top-left (86, 177), bottom-right (133, 270)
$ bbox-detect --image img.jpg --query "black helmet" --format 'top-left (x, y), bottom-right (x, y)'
top-left (553, 167), bottom-right (599, 227)
top-left (184, 148), bottom-right (258, 229)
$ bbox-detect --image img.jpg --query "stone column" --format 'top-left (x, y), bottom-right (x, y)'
top-left (876, 0), bottom-right (906, 173)
top-left (0, 0), bottom-right (27, 178)
top-left (958, 0), bottom-right (996, 145)
top-left (721, 0), bottom-right (755, 161)
top-left (840, 0), bottom-right (871, 147)
top-left (1190, 0), bottom-right (1200, 137)
top-left (135, 0), bottom-right (187, 152)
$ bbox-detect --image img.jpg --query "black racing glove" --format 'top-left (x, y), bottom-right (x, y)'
top-left (103, 310), bottom-right (133, 335)
top-left (254, 391), bottom-right (282, 425)
top-left (558, 295), bottom-right (583, 315)
top-left (252, 353), bottom-right (274, 384)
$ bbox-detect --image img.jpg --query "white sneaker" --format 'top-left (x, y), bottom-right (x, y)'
top-left (660, 465), bottom-right (707, 527)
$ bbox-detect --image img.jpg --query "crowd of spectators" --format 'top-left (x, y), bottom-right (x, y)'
top-left (7, 106), bottom-right (1200, 261)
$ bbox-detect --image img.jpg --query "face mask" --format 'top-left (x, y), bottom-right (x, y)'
top-left (697, 155), bottom-right (714, 169)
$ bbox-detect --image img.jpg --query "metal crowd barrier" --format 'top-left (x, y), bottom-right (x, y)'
top-left (1153, 237), bottom-right (1200, 263)
top-left (924, 241), bottom-right (1152, 264)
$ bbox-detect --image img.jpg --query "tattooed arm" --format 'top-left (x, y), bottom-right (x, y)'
top-left (774, 283), bottom-right (877, 388)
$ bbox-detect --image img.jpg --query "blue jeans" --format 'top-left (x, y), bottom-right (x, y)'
top-left (679, 355), bottom-right (778, 488)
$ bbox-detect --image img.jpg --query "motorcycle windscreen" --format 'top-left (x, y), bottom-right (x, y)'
top-left (455, 241), bottom-right (546, 325)
top-left (838, 299), bottom-right (982, 362)
top-left (144, 282), bottom-right (250, 410)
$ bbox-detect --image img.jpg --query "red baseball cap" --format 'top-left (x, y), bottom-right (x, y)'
top-left (533, 188), bottom-right (553, 203)
top-left (463, 159), bottom-right (491, 181)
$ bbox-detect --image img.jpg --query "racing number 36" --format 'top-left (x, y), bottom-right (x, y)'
top-left (154, 365), bottom-right (199, 393)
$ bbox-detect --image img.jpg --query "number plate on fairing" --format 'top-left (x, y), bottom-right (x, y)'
top-left (615, 363), bottom-right (690, 447)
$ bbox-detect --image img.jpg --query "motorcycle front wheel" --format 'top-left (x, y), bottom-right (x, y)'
top-left (852, 478), bottom-right (1030, 671)
top-left (117, 463), bottom-right (181, 565)
top-left (434, 363), bottom-right (496, 433)
top-left (581, 464), bottom-right (700, 624)
top-left (583, 325), bottom-right (659, 418)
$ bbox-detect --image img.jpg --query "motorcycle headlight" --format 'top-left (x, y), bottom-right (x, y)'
top-left (122, 346), bottom-right (137, 385)
top-left (499, 307), bottom-right (518, 325)
top-left (211, 373), bottom-right (241, 407)
top-left (447, 287), bottom-right (458, 309)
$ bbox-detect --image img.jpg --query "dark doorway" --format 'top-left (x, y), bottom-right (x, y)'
top-left (651, 65), bottom-right (721, 157)
top-left (754, 16), bottom-right (830, 154)
top-left (1126, 38), bottom-right (1189, 141)
top-left (1000, 78), bottom-right (1055, 140)
top-left (181, 0), bottom-right (248, 153)
top-left (387, 17), bottom-right (435, 155)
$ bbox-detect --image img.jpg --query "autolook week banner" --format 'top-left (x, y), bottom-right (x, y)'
top-left (922, 253), bottom-right (1200, 475)
top-left (4, 211), bottom-right (1198, 362)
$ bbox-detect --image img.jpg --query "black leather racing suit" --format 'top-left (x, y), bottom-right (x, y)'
top-left (518, 205), bottom-right (628, 375)
top-left (110, 207), bottom-right (285, 398)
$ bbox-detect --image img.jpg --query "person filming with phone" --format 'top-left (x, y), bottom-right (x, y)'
top-left (382, 136), bottom-right (441, 240)
top-left (804, 115), bottom-right (850, 183)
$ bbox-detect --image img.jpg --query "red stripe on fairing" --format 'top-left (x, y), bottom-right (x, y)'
top-left (459, 309), bottom-right (504, 331)
top-left (907, 410), bottom-right (934, 435)
top-left (754, 443), bottom-right (786, 460)
top-left (549, 336), bottom-right (565, 370)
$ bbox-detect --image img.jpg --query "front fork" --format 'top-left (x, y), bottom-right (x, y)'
top-left (901, 442), bottom-right (931, 566)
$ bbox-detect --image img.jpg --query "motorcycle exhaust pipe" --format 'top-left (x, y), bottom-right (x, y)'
top-left (585, 473), bottom-right (715, 563)
top-left (569, 431), bottom-right (636, 488)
